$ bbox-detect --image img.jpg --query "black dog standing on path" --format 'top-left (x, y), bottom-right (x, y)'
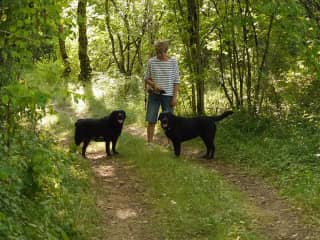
top-left (74, 110), bottom-right (126, 158)
top-left (158, 111), bottom-right (233, 159)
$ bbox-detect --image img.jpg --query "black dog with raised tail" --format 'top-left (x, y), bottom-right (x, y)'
top-left (158, 111), bottom-right (233, 159)
top-left (75, 110), bottom-right (126, 158)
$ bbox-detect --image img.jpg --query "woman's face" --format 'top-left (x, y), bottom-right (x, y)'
top-left (156, 52), bottom-right (168, 60)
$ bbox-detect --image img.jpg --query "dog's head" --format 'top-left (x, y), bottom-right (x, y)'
top-left (158, 111), bottom-right (174, 130)
top-left (110, 110), bottom-right (126, 125)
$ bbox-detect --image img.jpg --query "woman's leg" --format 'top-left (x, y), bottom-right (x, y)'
top-left (161, 95), bottom-right (173, 113)
top-left (146, 94), bottom-right (161, 143)
top-left (147, 123), bottom-right (156, 143)
top-left (161, 96), bottom-right (173, 146)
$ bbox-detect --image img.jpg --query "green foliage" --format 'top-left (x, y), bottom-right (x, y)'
top-left (0, 128), bottom-right (99, 239)
top-left (0, 58), bottom-right (99, 239)
top-left (0, 0), bottom-right (63, 72)
top-left (216, 111), bottom-right (320, 219)
top-left (0, 0), bottom-right (69, 146)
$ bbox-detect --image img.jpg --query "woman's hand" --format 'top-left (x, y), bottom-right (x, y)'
top-left (153, 83), bottom-right (162, 91)
top-left (171, 96), bottom-right (177, 107)
top-left (147, 78), bottom-right (162, 92)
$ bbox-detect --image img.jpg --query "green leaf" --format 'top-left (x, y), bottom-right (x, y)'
top-left (1, 95), bottom-right (9, 104)
top-left (0, 166), bottom-right (10, 181)
top-left (60, 229), bottom-right (70, 240)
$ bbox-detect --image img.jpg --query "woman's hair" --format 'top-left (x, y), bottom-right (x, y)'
top-left (154, 40), bottom-right (169, 55)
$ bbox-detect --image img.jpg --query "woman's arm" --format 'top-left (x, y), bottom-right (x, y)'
top-left (171, 83), bottom-right (179, 106)
top-left (145, 78), bottom-right (162, 91)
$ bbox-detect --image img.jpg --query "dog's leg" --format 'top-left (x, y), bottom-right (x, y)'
top-left (201, 136), bottom-right (214, 159)
top-left (105, 141), bottom-right (111, 156)
top-left (112, 137), bottom-right (119, 155)
top-left (203, 145), bottom-right (214, 159)
top-left (82, 139), bottom-right (90, 158)
top-left (205, 142), bottom-right (215, 159)
top-left (173, 141), bottom-right (181, 156)
top-left (210, 144), bottom-right (215, 159)
top-left (202, 148), bottom-right (210, 159)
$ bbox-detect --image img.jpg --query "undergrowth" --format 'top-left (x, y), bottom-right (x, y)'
top-left (0, 61), bottom-right (100, 239)
top-left (216, 112), bottom-right (320, 219)
top-left (0, 127), bottom-right (99, 239)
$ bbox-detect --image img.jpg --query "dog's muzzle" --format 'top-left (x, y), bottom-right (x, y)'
top-left (161, 121), bottom-right (168, 129)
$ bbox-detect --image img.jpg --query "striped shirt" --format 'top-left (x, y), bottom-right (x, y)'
top-left (144, 57), bottom-right (180, 96)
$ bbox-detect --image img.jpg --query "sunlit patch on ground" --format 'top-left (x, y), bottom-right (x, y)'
top-left (87, 153), bottom-right (108, 160)
top-left (116, 208), bottom-right (137, 220)
top-left (91, 81), bottom-right (105, 99)
top-left (82, 142), bottom-right (120, 157)
top-left (67, 76), bottom-right (116, 116)
top-left (67, 83), bottom-right (88, 115)
top-left (72, 98), bottom-right (88, 115)
top-left (39, 114), bottom-right (59, 127)
top-left (92, 165), bottom-right (115, 178)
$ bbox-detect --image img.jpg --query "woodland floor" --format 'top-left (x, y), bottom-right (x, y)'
top-left (82, 124), bottom-right (320, 240)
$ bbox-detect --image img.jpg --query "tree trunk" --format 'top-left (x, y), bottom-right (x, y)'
top-left (58, 24), bottom-right (71, 76)
top-left (218, 31), bottom-right (234, 107)
top-left (77, 0), bottom-right (91, 81)
top-left (187, 0), bottom-right (205, 115)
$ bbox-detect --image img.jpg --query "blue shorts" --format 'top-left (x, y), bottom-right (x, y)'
top-left (146, 93), bottom-right (173, 123)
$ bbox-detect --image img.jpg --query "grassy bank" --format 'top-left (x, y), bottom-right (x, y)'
top-left (0, 62), bottom-right (102, 240)
top-left (0, 127), bottom-right (100, 239)
top-left (216, 112), bottom-right (320, 219)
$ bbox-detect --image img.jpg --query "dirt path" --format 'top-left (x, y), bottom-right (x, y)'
top-left (125, 124), bottom-right (320, 240)
top-left (88, 152), bottom-right (155, 240)
top-left (205, 162), bottom-right (316, 240)
top-left (69, 122), bottom-right (319, 240)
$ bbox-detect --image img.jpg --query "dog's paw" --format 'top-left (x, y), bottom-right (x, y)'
top-left (201, 154), bottom-right (213, 160)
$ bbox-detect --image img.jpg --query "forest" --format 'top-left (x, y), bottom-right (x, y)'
top-left (0, 0), bottom-right (319, 239)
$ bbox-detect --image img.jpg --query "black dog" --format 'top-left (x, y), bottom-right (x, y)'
top-left (74, 110), bottom-right (126, 158)
top-left (158, 111), bottom-right (233, 159)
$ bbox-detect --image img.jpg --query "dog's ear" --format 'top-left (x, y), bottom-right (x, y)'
top-left (158, 112), bottom-right (166, 121)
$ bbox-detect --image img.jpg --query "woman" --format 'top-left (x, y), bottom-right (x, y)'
top-left (144, 40), bottom-right (180, 144)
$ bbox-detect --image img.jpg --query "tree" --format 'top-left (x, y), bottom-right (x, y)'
top-left (0, 0), bottom-right (66, 146)
top-left (169, 0), bottom-right (207, 115)
top-left (58, 23), bottom-right (71, 76)
top-left (77, 0), bottom-right (92, 81)
top-left (299, 0), bottom-right (320, 28)
top-left (104, 0), bottom-right (150, 76)
top-left (210, 0), bottom-right (278, 115)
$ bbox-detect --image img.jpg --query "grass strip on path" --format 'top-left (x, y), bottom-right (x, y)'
top-left (116, 132), bottom-right (265, 240)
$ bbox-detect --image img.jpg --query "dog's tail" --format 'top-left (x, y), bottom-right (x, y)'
top-left (210, 110), bottom-right (233, 122)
